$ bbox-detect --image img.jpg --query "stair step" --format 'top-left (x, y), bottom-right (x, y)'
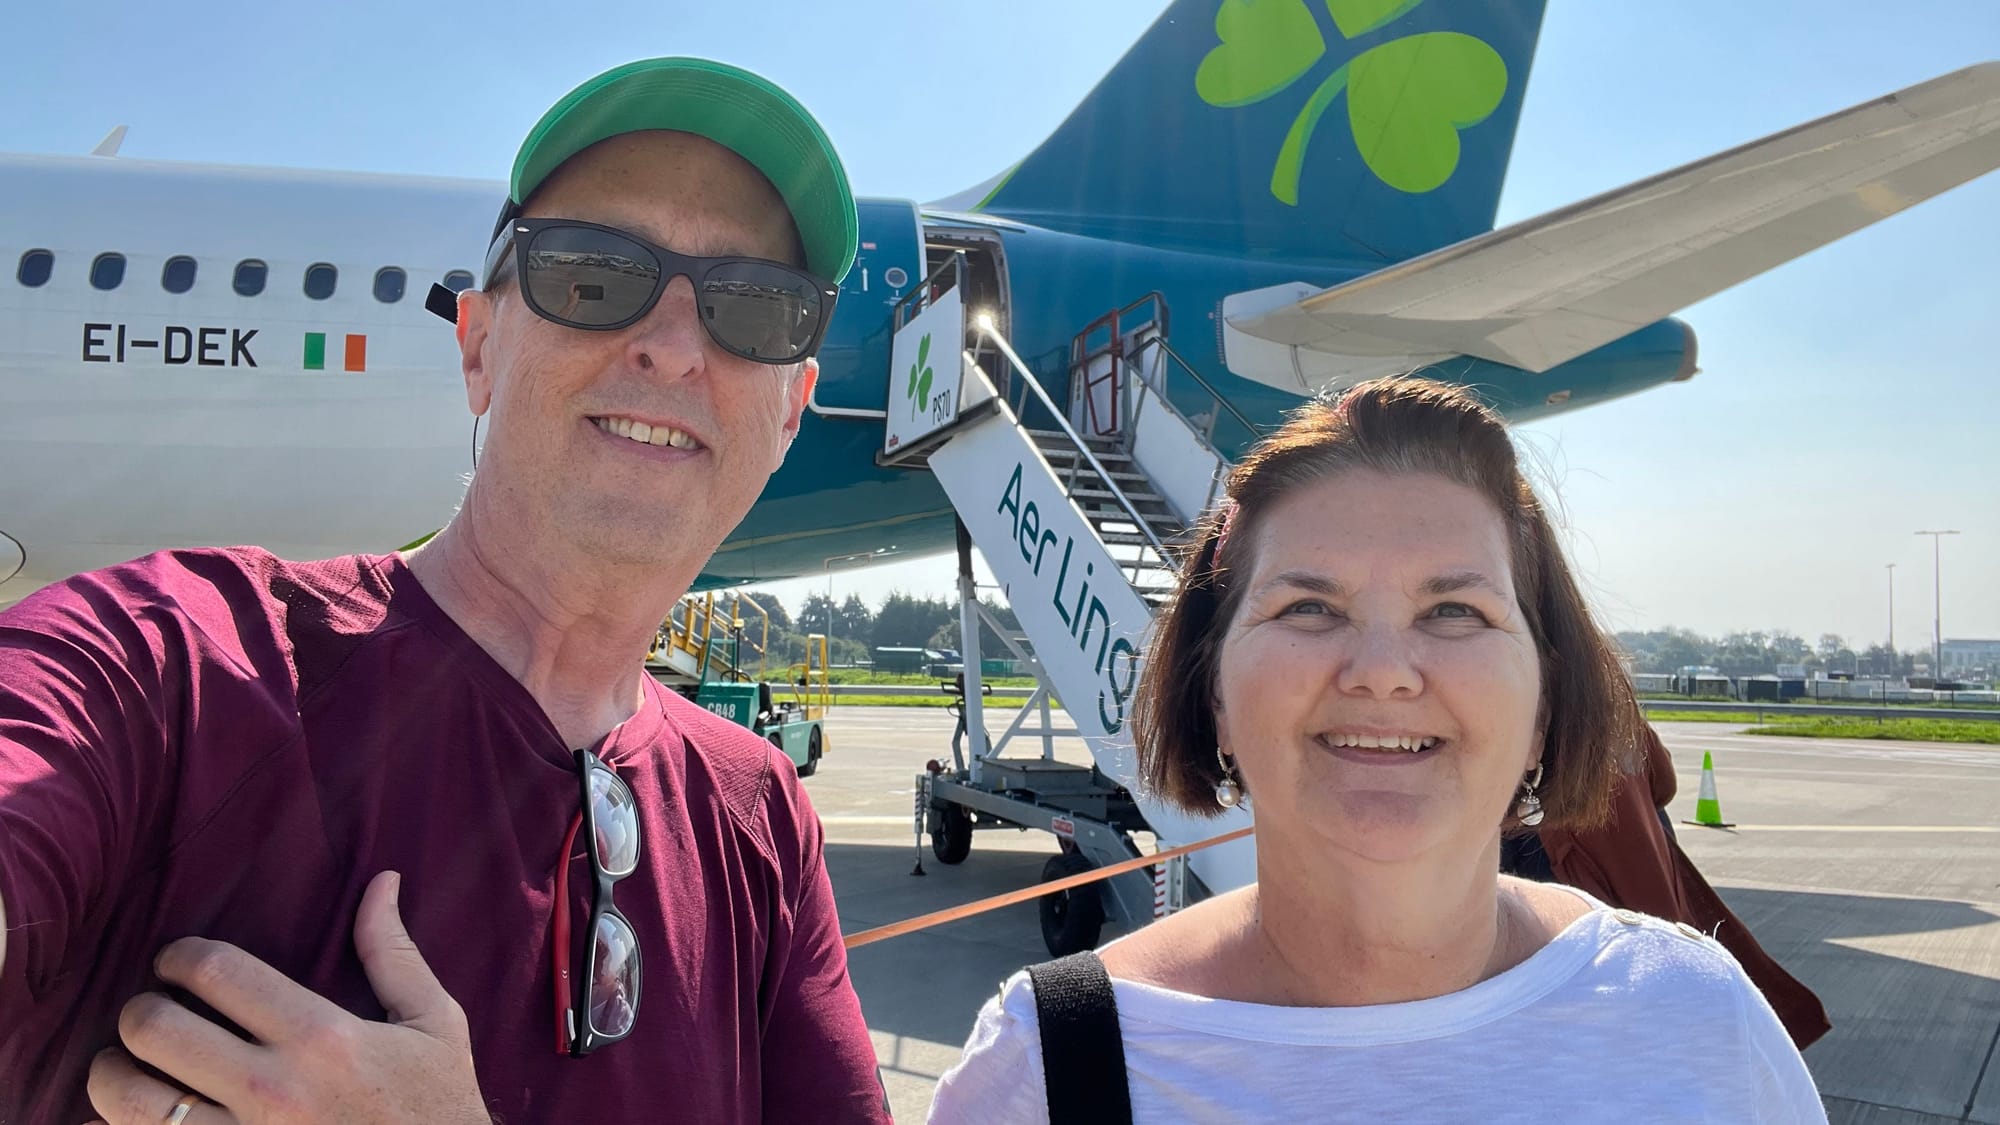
top-left (1038, 450), bottom-right (1143, 469)
top-left (1036, 438), bottom-right (1132, 456)
top-left (1086, 518), bottom-right (1187, 543)
top-left (1078, 539), bottom-right (1177, 562)
top-left (1041, 454), bottom-right (1139, 476)
top-left (1088, 521), bottom-right (1181, 541)
top-left (1048, 468), bottom-right (1152, 490)
top-left (1032, 432), bottom-right (1128, 450)
top-left (1026, 427), bottom-right (1119, 444)
top-left (1027, 431), bottom-right (1133, 459)
top-left (1097, 529), bottom-right (1180, 547)
top-left (1072, 487), bottom-right (1170, 508)
top-left (1077, 506), bottom-right (1173, 525)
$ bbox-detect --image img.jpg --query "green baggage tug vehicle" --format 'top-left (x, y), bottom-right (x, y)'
top-left (647, 592), bottom-right (833, 778)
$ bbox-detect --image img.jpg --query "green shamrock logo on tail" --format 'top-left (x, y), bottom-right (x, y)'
top-left (1196, 0), bottom-right (1507, 203)
top-left (906, 332), bottom-right (934, 420)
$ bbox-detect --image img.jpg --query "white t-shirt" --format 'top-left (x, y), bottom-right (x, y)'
top-left (929, 894), bottom-right (1825, 1124)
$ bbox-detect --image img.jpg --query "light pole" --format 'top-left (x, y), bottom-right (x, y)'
top-left (1885, 563), bottom-right (1895, 676)
top-left (1914, 530), bottom-right (1960, 683)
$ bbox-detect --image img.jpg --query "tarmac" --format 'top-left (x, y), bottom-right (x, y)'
top-left (809, 708), bottom-right (2000, 1123)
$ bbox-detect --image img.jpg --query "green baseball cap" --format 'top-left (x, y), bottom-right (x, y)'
top-left (502, 57), bottom-right (857, 285)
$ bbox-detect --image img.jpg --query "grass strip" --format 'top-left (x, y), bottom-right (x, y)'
top-left (1744, 717), bottom-right (1999, 745)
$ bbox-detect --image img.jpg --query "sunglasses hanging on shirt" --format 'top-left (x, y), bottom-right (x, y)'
top-left (552, 748), bottom-right (643, 1056)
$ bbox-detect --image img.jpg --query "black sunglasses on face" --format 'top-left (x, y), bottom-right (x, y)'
top-left (478, 217), bottom-right (837, 364)
top-left (552, 748), bottom-right (642, 1057)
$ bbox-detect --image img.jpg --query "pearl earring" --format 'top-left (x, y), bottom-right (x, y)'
top-left (1214, 746), bottom-right (1243, 809)
top-left (1514, 762), bottom-right (1545, 827)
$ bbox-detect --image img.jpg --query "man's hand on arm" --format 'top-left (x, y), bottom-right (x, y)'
top-left (85, 872), bottom-right (490, 1125)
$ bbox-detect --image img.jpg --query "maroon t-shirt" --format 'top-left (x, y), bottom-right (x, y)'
top-left (0, 549), bottom-right (889, 1123)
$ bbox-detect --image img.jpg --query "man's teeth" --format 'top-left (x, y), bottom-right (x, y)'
top-left (1326, 734), bottom-right (1438, 752)
top-left (594, 416), bottom-right (698, 449)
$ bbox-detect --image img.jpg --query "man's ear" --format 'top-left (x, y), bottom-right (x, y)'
top-left (778, 357), bottom-right (819, 462)
top-left (458, 289), bottom-right (496, 417)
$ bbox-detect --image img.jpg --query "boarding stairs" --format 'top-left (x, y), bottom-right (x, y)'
top-left (883, 260), bottom-right (1266, 924)
top-left (1025, 429), bottom-right (1183, 610)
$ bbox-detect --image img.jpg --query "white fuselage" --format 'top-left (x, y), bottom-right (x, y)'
top-left (1, 153), bottom-right (498, 599)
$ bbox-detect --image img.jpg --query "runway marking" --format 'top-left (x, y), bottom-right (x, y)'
top-left (1661, 736), bottom-right (2000, 768)
top-left (1709, 824), bottom-right (2000, 833)
top-left (822, 815), bottom-right (922, 827)
top-left (1681, 766), bottom-right (2000, 783)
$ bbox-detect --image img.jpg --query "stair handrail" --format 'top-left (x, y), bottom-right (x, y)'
top-left (1121, 335), bottom-right (1266, 518)
top-left (785, 632), bottom-right (832, 720)
top-left (1126, 335), bottom-right (1266, 452)
top-left (724, 593), bottom-right (773, 682)
top-left (660, 591), bottom-right (773, 683)
top-left (971, 317), bottom-right (1171, 563)
top-left (1122, 351), bottom-right (1227, 474)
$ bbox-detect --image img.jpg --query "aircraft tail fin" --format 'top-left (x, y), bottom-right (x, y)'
top-left (950, 0), bottom-right (1548, 265)
top-left (91, 126), bottom-right (128, 157)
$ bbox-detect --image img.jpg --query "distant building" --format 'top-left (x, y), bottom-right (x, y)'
top-left (1630, 672), bottom-right (1675, 694)
top-left (872, 646), bottom-right (942, 674)
top-left (1672, 666), bottom-right (1736, 698)
top-left (1941, 639), bottom-right (2000, 680)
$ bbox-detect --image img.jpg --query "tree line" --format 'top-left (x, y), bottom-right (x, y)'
top-left (717, 590), bottom-right (1022, 671)
top-left (715, 588), bottom-right (1923, 682)
top-left (1613, 628), bottom-right (1919, 679)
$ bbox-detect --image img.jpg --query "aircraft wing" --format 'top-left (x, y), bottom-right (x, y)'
top-left (1227, 63), bottom-right (2000, 377)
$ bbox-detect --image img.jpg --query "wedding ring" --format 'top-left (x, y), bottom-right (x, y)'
top-left (164, 1092), bottom-right (202, 1125)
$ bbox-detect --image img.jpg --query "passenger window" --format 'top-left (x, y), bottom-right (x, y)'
top-left (304, 263), bottom-right (337, 300)
top-left (373, 266), bottom-right (407, 303)
top-left (234, 259), bottom-right (268, 297)
top-left (162, 255), bottom-right (198, 294)
top-left (90, 253), bottom-right (126, 291)
top-left (441, 269), bottom-right (475, 293)
top-left (16, 249), bottom-right (53, 287)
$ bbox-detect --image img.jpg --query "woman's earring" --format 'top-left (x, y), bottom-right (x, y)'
top-left (1214, 747), bottom-right (1243, 809)
top-left (1513, 762), bottom-right (1545, 827)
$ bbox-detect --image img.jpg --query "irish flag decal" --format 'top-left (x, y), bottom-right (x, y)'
top-left (304, 332), bottom-right (367, 372)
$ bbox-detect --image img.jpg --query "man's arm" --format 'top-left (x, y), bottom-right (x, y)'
top-left (757, 762), bottom-right (893, 1124)
top-left (0, 569), bottom-right (180, 1016)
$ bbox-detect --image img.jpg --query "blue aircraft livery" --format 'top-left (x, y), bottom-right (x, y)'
top-left (972, 0), bottom-right (1547, 264)
top-left (697, 0), bottom-right (1695, 589)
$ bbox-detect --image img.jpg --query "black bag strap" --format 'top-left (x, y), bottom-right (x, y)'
top-left (1028, 951), bottom-right (1134, 1125)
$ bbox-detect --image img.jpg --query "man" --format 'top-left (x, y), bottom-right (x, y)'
top-left (0, 58), bottom-right (890, 1122)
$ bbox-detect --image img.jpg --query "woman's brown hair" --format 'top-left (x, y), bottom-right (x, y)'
top-left (1131, 376), bottom-right (1638, 829)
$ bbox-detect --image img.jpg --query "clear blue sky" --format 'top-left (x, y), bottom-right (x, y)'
top-left (7, 1), bottom-right (1996, 648)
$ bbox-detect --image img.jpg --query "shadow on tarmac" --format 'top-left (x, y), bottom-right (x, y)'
top-left (1720, 885), bottom-right (2000, 1123)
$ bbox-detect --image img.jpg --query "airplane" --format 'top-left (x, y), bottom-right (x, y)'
top-left (3, 0), bottom-right (1998, 605)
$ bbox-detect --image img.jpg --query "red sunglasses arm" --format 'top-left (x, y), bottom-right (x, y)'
top-left (553, 811), bottom-right (583, 1055)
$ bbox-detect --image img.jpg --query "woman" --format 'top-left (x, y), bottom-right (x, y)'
top-left (930, 378), bottom-right (1824, 1123)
